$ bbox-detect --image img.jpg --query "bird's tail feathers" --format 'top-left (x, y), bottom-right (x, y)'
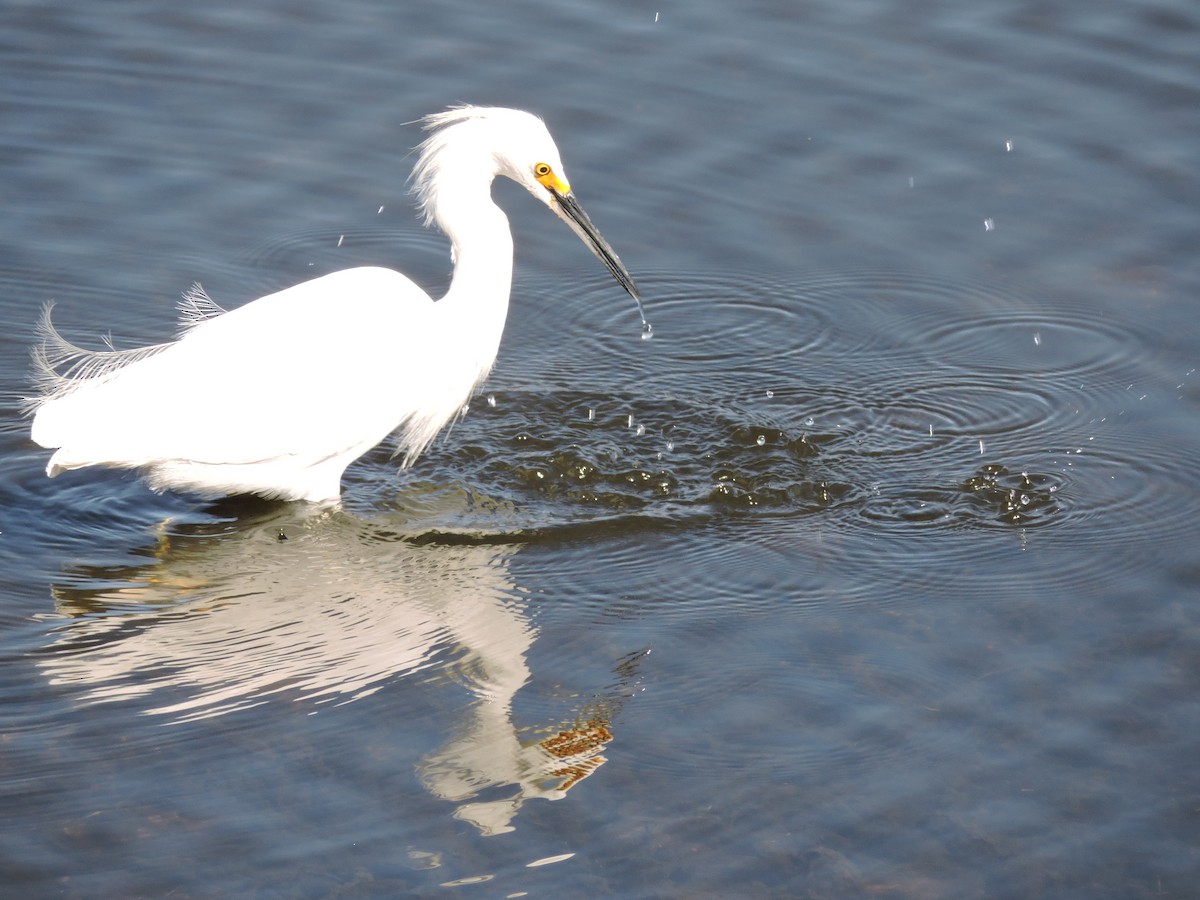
top-left (25, 301), bottom-right (172, 414)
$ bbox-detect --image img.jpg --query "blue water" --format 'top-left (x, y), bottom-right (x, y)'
top-left (2, 1), bottom-right (1198, 896)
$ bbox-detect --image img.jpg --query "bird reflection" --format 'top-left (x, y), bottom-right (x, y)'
top-left (37, 502), bottom-right (639, 835)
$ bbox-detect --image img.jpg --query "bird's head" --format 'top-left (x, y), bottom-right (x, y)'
top-left (411, 106), bottom-right (644, 310)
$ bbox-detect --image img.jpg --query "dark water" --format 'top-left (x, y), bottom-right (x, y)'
top-left (2, 1), bottom-right (1198, 897)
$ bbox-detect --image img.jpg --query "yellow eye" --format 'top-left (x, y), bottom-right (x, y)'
top-left (533, 161), bottom-right (569, 194)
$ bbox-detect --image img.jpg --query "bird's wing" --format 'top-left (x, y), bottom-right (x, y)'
top-left (33, 267), bottom-right (445, 469)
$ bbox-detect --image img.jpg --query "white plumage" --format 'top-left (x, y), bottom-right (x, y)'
top-left (27, 106), bottom-right (644, 502)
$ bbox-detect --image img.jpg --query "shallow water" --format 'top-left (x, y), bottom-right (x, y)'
top-left (2, 1), bottom-right (1199, 897)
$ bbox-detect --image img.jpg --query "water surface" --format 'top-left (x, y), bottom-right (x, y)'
top-left (2, 1), bottom-right (1198, 897)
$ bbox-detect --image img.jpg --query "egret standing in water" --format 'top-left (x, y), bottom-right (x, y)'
top-left (28, 106), bottom-right (647, 502)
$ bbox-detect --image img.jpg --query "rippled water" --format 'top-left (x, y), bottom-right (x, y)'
top-left (2, 1), bottom-right (1198, 897)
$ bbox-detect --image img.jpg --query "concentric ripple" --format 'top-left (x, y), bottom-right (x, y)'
top-left (320, 269), bottom-right (1192, 559)
top-left (918, 308), bottom-right (1148, 382)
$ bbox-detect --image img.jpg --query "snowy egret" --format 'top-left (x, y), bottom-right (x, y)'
top-left (27, 106), bottom-right (647, 502)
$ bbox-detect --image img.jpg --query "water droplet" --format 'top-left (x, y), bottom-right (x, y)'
top-left (587, 408), bottom-right (595, 421)
top-left (640, 321), bottom-right (654, 341)
top-left (666, 439), bottom-right (674, 451)
top-left (984, 218), bottom-right (995, 231)
top-left (978, 439), bottom-right (986, 455)
top-left (337, 234), bottom-right (345, 247)
top-left (627, 414), bottom-right (634, 428)
top-left (636, 424), bottom-right (646, 437)
top-left (765, 389), bottom-right (774, 398)
top-left (486, 394), bottom-right (496, 408)
top-left (803, 416), bottom-right (815, 427)
top-left (1033, 331), bottom-right (1041, 346)
top-left (1005, 139), bottom-right (1014, 152)
top-left (756, 434), bottom-right (766, 446)
top-left (377, 205), bottom-right (385, 214)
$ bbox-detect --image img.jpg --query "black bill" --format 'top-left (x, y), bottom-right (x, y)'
top-left (549, 189), bottom-right (649, 330)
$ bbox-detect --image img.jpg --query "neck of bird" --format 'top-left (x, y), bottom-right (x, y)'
top-left (438, 192), bottom-right (514, 384)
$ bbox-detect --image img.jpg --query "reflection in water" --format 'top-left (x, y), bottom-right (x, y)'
top-left (37, 504), bottom-right (627, 835)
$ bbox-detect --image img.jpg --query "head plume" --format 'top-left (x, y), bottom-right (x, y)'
top-left (408, 106), bottom-right (557, 229)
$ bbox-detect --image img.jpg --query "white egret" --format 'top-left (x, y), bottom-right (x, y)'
top-left (27, 106), bottom-right (647, 502)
